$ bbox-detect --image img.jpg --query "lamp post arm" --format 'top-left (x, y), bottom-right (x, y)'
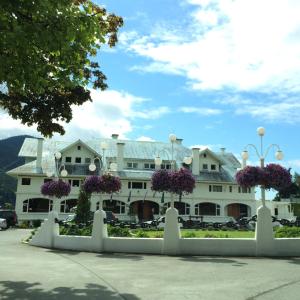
top-left (263, 144), bottom-right (281, 160)
top-left (244, 144), bottom-right (261, 159)
top-left (92, 156), bottom-right (103, 175)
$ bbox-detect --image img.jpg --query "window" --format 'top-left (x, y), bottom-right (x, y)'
top-left (195, 203), bottom-right (220, 216)
top-left (75, 157), bottom-right (81, 163)
top-left (128, 181), bottom-right (146, 189)
top-left (44, 178), bottom-right (52, 183)
top-left (203, 164), bottom-right (208, 170)
top-left (211, 164), bottom-right (216, 171)
top-left (209, 185), bottom-right (222, 192)
top-left (203, 153), bottom-right (207, 158)
top-left (21, 178), bottom-right (31, 185)
top-left (161, 163), bottom-right (171, 170)
top-left (65, 157), bottom-right (72, 163)
top-left (274, 208), bottom-right (278, 216)
top-left (239, 187), bottom-right (250, 193)
top-left (127, 162), bottom-right (138, 169)
top-left (72, 180), bottom-right (80, 187)
top-left (101, 200), bottom-right (126, 214)
top-left (77, 145), bottom-right (81, 150)
top-left (85, 157), bottom-right (91, 164)
top-left (132, 182), bottom-right (143, 189)
top-left (144, 163), bottom-right (155, 169)
top-left (229, 186), bottom-right (233, 193)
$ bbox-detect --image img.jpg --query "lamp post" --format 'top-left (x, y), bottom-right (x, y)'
top-left (46, 152), bottom-right (68, 179)
top-left (241, 127), bottom-right (284, 207)
top-left (88, 142), bottom-right (110, 210)
top-left (154, 134), bottom-right (192, 208)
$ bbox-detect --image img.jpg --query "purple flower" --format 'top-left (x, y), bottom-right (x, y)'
top-left (83, 175), bottom-right (102, 194)
top-left (83, 174), bottom-right (121, 194)
top-left (236, 164), bottom-right (292, 192)
top-left (263, 163), bottom-right (292, 191)
top-left (151, 168), bottom-right (196, 195)
top-left (236, 166), bottom-right (265, 188)
top-left (169, 168), bottom-right (196, 195)
top-left (151, 169), bottom-right (172, 192)
top-left (100, 174), bottom-right (122, 194)
top-left (41, 179), bottom-right (71, 198)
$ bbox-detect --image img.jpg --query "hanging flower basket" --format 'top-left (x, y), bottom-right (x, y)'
top-left (151, 169), bottom-right (172, 192)
top-left (236, 164), bottom-right (292, 191)
top-left (236, 166), bottom-right (265, 188)
top-left (99, 173), bottom-right (121, 194)
top-left (83, 175), bottom-right (102, 194)
top-left (263, 163), bottom-right (292, 191)
top-left (83, 174), bottom-right (121, 194)
top-left (169, 168), bottom-right (195, 195)
top-left (41, 179), bottom-right (71, 199)
top-left (151, 168), bottom-right (195, 195)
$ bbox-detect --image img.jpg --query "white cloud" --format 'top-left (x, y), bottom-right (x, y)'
top-left (121, 0), bottom-right (300, 94)
top-left (136, 136), bottom-right (156, 142)
top-left (0, 89), bottom-right (169, 140)
top-left (179, 106), bottom-right (222, 115)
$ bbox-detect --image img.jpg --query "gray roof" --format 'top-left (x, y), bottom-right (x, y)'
top-left (9, 137), bottom-right (240, 183)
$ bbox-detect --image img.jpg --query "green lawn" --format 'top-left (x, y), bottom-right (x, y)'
top-left (130, 229), bottom-right (255, 238)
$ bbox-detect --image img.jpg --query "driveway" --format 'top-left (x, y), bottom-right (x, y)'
top-left (1, 229), bottom-right (300, 300)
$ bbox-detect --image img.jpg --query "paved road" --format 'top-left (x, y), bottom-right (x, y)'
top-left (1, 229), bottom-right (300, 300)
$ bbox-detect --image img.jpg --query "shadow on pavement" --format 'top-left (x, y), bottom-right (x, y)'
top-left (0, 281), bottom-right (140, 300)
top-left (178, 256), bottom-right (248, 267)
top-left (97, 253), bottom-right (144, 261)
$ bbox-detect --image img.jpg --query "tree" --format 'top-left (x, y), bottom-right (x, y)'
top-left (75, 188), bottom-right (91, 225)
top-left (274, 173), bottom-right (300, 200)
top-left (0, 0), bottom-right (123, 136)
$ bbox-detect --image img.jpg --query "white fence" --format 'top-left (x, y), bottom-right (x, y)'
top-left (30, 207), bottom-right (300, 257)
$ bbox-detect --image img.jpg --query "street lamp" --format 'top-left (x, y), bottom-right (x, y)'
top-left (154, 133), bottom-right (192, 208)
top-left (88, 141), bottom-right (109, 174)
top-left (242, 127), bottom-right (284, 207)
top-left (46, 152), bottom-right (68, 178)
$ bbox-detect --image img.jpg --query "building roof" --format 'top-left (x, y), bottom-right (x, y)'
top-left (9, 137), bottom-right (240, 183)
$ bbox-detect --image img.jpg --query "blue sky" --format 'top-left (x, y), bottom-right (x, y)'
top-left (1, 0), bottom-right (300, 179)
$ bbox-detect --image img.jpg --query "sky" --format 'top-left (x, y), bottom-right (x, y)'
top-left (1, 0), bottom-right (300, 179)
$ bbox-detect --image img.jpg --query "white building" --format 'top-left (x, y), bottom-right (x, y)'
top-left (7, 135), bottom-right (292, 222)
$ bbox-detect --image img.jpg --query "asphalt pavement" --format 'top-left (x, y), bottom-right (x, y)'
top-left (1, 229), bottom-right (300, 300)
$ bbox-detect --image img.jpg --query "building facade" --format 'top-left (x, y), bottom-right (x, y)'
top-left (7, 135), bottom-right (292, 222)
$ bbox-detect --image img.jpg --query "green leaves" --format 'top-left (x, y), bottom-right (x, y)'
top-left (0, 0), bottom-right (123, 136)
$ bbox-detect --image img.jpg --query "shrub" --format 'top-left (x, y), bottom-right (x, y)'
top-left (18, 221), bottom-right (31, 229)
top-left (274, 226), bottom-right (300, 238)
top-left (32, 220), bottom-right (41, 228)
top-left (182, 231), bottom-right (196, 238)
top-left (108, 226), bottom-right (131, 237)
top-left (134, 230), bottom-right (150, 238)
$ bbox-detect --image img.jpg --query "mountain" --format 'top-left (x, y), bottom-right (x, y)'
top-left (0, 135), bottom-right (34, 208)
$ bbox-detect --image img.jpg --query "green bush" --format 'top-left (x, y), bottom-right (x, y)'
top-left (153, 232), bottom-right (164, 238)
top-left (18, 221), bottom-right (31, 229)
top-left (108, 226), bottom-right (131, 237)
top-left (134, 230), bottom-right (150, 238)
top-left (32, 220), bottom-right (42, 228)
top-left (274, 226), bottom-right (300, 238)
top-left (182, 231), bottom-right (196, 238)
top-left (59, 224), bottom-right (92, 236)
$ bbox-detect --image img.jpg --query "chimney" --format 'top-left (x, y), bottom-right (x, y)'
top-left (111, 134), bottom-right (119, 140)
top-left (192, 148), bottom-right (200, 175)
top-left (36, 138), bottom-right (44, 173)
top-left (220, 147), bottom-right (226, 155)
top-left (175, 138), bottom-right (183, 145)
top-left (116, 142), bottom-right (125, 171)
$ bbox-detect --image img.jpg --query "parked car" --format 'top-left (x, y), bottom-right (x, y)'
top-left (0, 210), bottom-right (18, 227)
top-left (156, 216), bottom-right (184, 229)
top-left (0, 218), bottom-right (7, 230)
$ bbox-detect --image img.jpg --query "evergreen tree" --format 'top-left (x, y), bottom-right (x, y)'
top-left (75, 188), bottom-right (91, 225)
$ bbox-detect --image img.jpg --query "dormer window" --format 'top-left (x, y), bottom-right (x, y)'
top-left (203, 153), bottom-right (207, 158)
top-left (127, 162), bottom-right (138, 169)
top-left (77, 145), bottom-right (81, 150)
top-left (144, 163), bottom-right (155, 170)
